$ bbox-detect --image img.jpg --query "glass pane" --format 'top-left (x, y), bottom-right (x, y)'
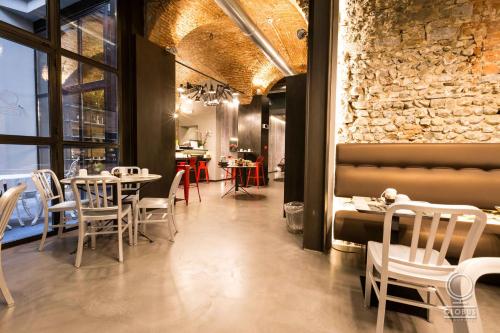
top-left (0, 37), bottom-right (49, 137)
top-left (0, 0), bottom-right (47, 38)
top-left (64, 146), bottom-right (118, 175)
top-left (61, 56), bottom-right (118, 143)
top-left (60, 0), bottom-right (117, 67)
top-left (0, 144), bottom-right (50, 243)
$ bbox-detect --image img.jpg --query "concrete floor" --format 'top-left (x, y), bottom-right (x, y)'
top-left (0, 180), bottom-right (499, 332)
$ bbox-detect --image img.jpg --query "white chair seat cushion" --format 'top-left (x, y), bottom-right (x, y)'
top-left (138, 198), bottom-right (169, 209)
top-left (81, 205), bottom-right (132, 221)
top-left (368, 241), bottom-right (454, 285)
top-left (49, 199), bottom-right (89, 212)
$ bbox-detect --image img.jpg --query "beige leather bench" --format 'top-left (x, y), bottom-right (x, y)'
top-left (334, 143), bottom-right (500, 258)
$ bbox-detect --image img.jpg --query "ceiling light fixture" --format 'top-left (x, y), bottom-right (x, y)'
top-left (177, 82), bottom-right (240, 107)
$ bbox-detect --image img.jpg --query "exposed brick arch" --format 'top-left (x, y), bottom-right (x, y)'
top-left (146, 0), bottom-right (308, 101)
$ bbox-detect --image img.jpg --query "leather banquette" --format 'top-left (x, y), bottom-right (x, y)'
top-left (334, 143), bottom-right (500, 258)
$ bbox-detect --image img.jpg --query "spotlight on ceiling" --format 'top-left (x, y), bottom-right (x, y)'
top-left (297, 28), bottom-right (308, 40)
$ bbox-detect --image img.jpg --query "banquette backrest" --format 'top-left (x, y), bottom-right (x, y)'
top-left (335, 144), bottom-right (500, 210)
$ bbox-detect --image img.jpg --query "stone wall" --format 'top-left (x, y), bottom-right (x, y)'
top-left (337, 0), bottom-right (500, 143)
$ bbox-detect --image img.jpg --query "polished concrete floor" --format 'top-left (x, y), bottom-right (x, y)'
top-left (1, 180), bottom-right (499, 332)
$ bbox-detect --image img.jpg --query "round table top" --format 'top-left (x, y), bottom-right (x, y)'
top-left (60, 174), bottom-right (162, 185)
top-left (219, 164), bottom-right (257, 169)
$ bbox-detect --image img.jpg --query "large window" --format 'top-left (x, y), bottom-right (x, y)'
top-left (0, 0), bottom-right (120, 245)
top-left (0, 37), bottom-right (49, 137)
top-left (61, 57), bottom-right (118, 143)
top-left (61, 0), bottom-right (117, 67)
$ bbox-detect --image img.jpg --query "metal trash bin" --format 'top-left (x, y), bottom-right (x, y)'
top-left (284, 202), bottom-right (304, 233)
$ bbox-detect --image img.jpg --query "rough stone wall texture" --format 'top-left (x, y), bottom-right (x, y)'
top-left (338, 0), bottom-right (500, 143)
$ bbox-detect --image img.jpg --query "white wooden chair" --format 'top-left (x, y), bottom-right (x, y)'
top-left (364, 202), bottom-right (487, 333)
top-left (134, 170), bottom-right (184, 245)
top-left (451, 257), bottom-right (500, 333)
top-left (111, 166), bottom-right (140, 213)
top-left (70, 176), bottom-right (133, 268)
top-left (0, 184), bottom-right (26, 306)
top-left (32, 169), bottom-right (86, 251)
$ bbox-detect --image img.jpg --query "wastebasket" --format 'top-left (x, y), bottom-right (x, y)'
top-left (284, 202), bottom-right (304, 234)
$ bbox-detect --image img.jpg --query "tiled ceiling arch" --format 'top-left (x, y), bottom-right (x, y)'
top-left (146, 0), bottom-right (308, 103)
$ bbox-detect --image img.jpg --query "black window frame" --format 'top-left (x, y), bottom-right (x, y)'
top-left (0, 0), bottom-right (124, 247)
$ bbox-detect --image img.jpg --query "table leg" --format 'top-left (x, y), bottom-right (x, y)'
top-left (235, 169), bottom-right (240, 192)
top-left (184, 168), bottom-right (190, 205)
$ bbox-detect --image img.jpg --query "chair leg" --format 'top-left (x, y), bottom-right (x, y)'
top-left (117, 218), bottom-right (124, 263)
top-left (364, 254), bottom-right (373, 308)
top-left (256, 167), bottom-right (260, 188)
top-left (195, 178), bottom-right (201, 202)
top-left (90, 222), bottom-right (97, 250)
top-left (75, 223), bottom-right (86, 268)
top-left (0, 250), bottom-right (14, 306)
top-left (57, 212), bottom-right (65, 238)
top-left (167, 216), bottom-right (175, 242)
top-left (246, 169), bottom-right (251, 187)
top-left (133, 205), bottom-right (139, 245)
top-left (38, 210), bottom-right (50, 251)
top-left (376, 272), bottom-right (389, 333)
top-left (141, 209), bottom-right (147, 233)
top-left (171, 213), bottom-right (178, 233)
top-left (127, 212), bottom-right (133, 246)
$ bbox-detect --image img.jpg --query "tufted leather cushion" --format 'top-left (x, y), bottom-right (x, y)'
top-left (335, 144), bottom-right (500, 209)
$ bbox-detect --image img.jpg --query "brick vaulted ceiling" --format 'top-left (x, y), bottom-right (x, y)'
top-left (146, 0), bottom-right (309, 102)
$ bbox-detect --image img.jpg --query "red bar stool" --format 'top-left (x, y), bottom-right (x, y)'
top-left (246, 156), bottom-right (266, 188)
top-left (197, 161), bottom-right (210, 183)
top-left (189, 157), bottom-right (198, 182)
top-left (176, 164), bottom-right (201, 205)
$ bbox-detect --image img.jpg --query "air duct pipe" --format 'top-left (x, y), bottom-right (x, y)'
top-left (214, 0), bottom-right (296, 76)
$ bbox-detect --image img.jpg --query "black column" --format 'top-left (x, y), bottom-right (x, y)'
top-left (303, 0), bottom-right (334, 252)
top-left (119, 0), bottom-right (144, 165)
top-left (284, 74), bottom-right (307, 207)
top-left (134, 35), bottom-right (177, 197)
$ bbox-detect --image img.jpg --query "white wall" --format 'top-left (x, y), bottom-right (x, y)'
top-left (269, 116), bottom-right (286, 172)
top-left (216, 103), bottom-right (238, 180)
top-left (178, 103), bottom-right (218, 180)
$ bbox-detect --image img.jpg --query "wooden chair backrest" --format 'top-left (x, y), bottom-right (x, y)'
top-left (0, 184), bottom-right (26, 240)
top-left (381, 202), bottom-right (487, 273)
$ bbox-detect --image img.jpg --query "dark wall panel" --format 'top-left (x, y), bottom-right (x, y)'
top-left (135, 35), bottom-right (176, 197)
top-left (260, 95), bottom-right (270, 178)
top-left (238, 95), bottom-right (270, 181)
top-left (238, 97), bottom-right (262, 154)
top-left (303, 0), bottom-right (333, 252)
top-left (284, 74), bottom-right (307, 205)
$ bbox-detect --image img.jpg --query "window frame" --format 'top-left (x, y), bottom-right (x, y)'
top-left (0, 0), bottom-right (124, 247)
top-left (0, 0), bottom-right (122, 178)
